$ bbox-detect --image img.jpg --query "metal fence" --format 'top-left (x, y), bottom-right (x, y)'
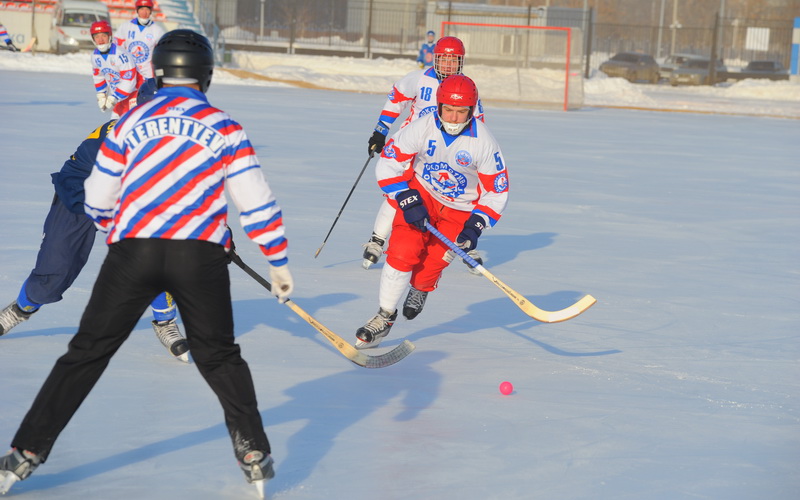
top-left (191, 0), bottom-right (795, 73)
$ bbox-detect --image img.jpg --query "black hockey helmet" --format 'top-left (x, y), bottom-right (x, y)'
top-left (152, 29), bottom-right (214, 93)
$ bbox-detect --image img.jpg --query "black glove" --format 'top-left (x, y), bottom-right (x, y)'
top-left (396, 189), bottom-right (428, 232)
top-left (368, 130), bottom-right (386, 156)
top-left (6, 40), bottom-right (18, 52)
top-left (456, 213), bottom-right (486, 250)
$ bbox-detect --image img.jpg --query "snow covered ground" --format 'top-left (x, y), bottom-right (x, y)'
top-left (0, 50), bottom-right (798, 499)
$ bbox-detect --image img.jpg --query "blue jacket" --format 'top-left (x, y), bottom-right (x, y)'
top-left (417, 42), bottom-right (435, 67)
top-left (51, 120), bottom-right (116, 214)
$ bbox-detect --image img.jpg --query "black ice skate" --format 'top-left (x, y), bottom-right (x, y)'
top-left (152, 319), bottom-right (190, 363)
top-left (0, 301), bottom-right (35, 336)
top-left (361, 233), bottom-right (385, 270)
top-left (0, 448), bottom-right (42, 495)
top-left (355, 308), bottom-right (397, 349)
top-left (402, 287), bottom-right (428, 320)
top-left (239, 450), bottom-right (274, 499)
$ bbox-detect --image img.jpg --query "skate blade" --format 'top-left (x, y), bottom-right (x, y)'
top-left (253, 478), bottom-right (265, 498)
top-left (362, 259), bottom-right (374, 270)
top-left (176, 352), bottom-right (190, 363)
top-left (354, 338), bottom-right (382, 350)
top-left (0, 471), bottom-right (19, 495)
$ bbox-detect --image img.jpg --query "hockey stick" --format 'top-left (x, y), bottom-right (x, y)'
top-left (314, 149), bottom-right (376, 258)
top-left (425, 222), bottom-right (596, 323)
top-left (229, 248), bottom-right (414, 368)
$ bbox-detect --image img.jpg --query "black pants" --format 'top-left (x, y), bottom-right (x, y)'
top-left (12, 238), bottom-right (270, 462)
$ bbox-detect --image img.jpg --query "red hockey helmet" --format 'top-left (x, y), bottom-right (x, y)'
top-left (437, 74), bottom-right (477, 108)
top-left (436, 74), bottom-right (478, 135)
top-left (90, 20), bottom-right (112, 37)
top-left (135, 0), bottom-right (155, 9)
top-left (433, 36), bottom-right (465, 80)
top-left (90, 20), bottom-right (113, 51)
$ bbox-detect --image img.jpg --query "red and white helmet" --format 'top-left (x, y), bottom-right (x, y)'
top-left (135, 0), bottom-right (155, 9)
top-left (436, 74), bottom-right (478, 135)
top-left (90, 20), bottom-right (113, 52)
top-left (433, 36), bottom-right (465, 80)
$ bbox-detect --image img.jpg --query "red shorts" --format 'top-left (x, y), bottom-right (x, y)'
top-left (385, 178), bottom-right (471, 292)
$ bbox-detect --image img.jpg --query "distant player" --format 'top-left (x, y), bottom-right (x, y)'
top-left (114, 0), bottom-right (165, 79)
top-left (362, 36), bottom-right (485, 272)
top-left (90, 20), bottom-right (140, 118)
top-left (356, 75), bottom-right (508, 349)
top-left (416, 30), bottom-right (436, 68)
top-left (0, 22), bottom-right (18, 51)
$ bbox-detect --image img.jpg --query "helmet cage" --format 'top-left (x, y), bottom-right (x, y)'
top-left (433, 36), bottom-right (465, 80)
top-left (436, 75), bottom-right (478, 135)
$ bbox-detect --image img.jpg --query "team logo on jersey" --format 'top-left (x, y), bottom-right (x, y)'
top-left (455, 150), bottom-right (472, 167)
top-left (422, 162), bottom-right (466, 199)
top-left (494, 172), bottom-right (509, 193)
top-left (418, 105), bottom-right (436, 117)
top-left (100, 67), bottom-right (121, 86)
top-left (128, 40), bottom-right (150, 65)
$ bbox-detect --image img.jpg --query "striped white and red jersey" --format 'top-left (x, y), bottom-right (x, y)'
top-left (84, 86), bottom-right (288, 266)
top-left (91, 44), bottom-right (139, 102)
top-left (376, 113), bottom-right (509, 227)
top-left (114, 19), bottom-right (165, 79)
top-left (376, 66), bottom-right (485, 133)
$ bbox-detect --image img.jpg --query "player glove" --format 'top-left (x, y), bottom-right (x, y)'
top-left (368, 121), bottom-right (389, 156)
top-left (6, 40), bottom-right (18, 52)
top-left (96, 93), bottom-right (108, 111)
top-left (269, 264), bottom-right (294, 303)
top-left (456, 213), bottom-right (486, 250)
top-left (104, 96), bottom-right (118, 111)
top-left (396, 189), bottom-right (428, 232)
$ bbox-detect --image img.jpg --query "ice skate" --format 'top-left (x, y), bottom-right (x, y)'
top-left (361, 233), bottom-right (385, 269)
top-left (355, 308), bottom-right (397, 349)
top-left (463, 249), bottom-right (483, 275)
top-left (402, 287), bottom-right (428, 320)
top-left (0, 301), bottom-right (35, 336)
top-left (239, 450), bottom-right (274, 499)
top-left (152, 319), bottom-right (190, 363)
top-left (0, 448), bottom-right (42, 495)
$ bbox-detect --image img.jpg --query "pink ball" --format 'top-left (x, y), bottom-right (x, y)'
top-left (499, 381), bottom-right (513, 395)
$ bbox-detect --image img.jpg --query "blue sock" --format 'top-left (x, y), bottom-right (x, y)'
top-left (151, 292), bottom-right (177, 323)
top-left (17, 281), bottom-right (42, 314)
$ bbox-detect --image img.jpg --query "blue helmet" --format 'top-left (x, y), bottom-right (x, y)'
top-left (427, 30), bottom-right (435, 38)
top-left (137, 78), bottom-right (158, 106)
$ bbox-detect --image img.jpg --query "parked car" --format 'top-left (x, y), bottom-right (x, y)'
top-left (599, 52), bottom-right (660, 84)
top-left (724, 60), bottom-right (789, 82)
top-left (658, 53), bottom-right (706, 80)
top-left (50, 0), bottom-right (111, 54)
top-left (669, 59), bottom-right (727, 86)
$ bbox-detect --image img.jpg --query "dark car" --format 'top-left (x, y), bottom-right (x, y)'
top-left (599, 52), bottom-right (660, 84)
top-left (669, 58), bottom-right (727, 86)
top-left (659, 53), bottom-right (706, 80)
top-left (725, 60), bottom-right (789, 81)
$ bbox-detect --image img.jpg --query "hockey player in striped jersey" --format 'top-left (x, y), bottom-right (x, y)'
top-left (0, 30), bottom-right (288, 496)
top-left (355, 75), bottom-right (509, 349)
top-left (0, 79), bottom-right (190, 363)
top-left (90, 20), bottom-right (140, 119)
top-left (0, 22), bottom-right (18, 51)
top-left (114, 0), bottom-right (165, 79)
top-left (362, 36), bottom-right (486, 272)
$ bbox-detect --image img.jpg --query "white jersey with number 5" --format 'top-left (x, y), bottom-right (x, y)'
top-left (114, 19), bottom-right (165, 79)
top-left (376, 113), bottom-right (508, 226)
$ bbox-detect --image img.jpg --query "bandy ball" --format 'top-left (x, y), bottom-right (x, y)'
top-left (499, 381), bottom-right (513, 395)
